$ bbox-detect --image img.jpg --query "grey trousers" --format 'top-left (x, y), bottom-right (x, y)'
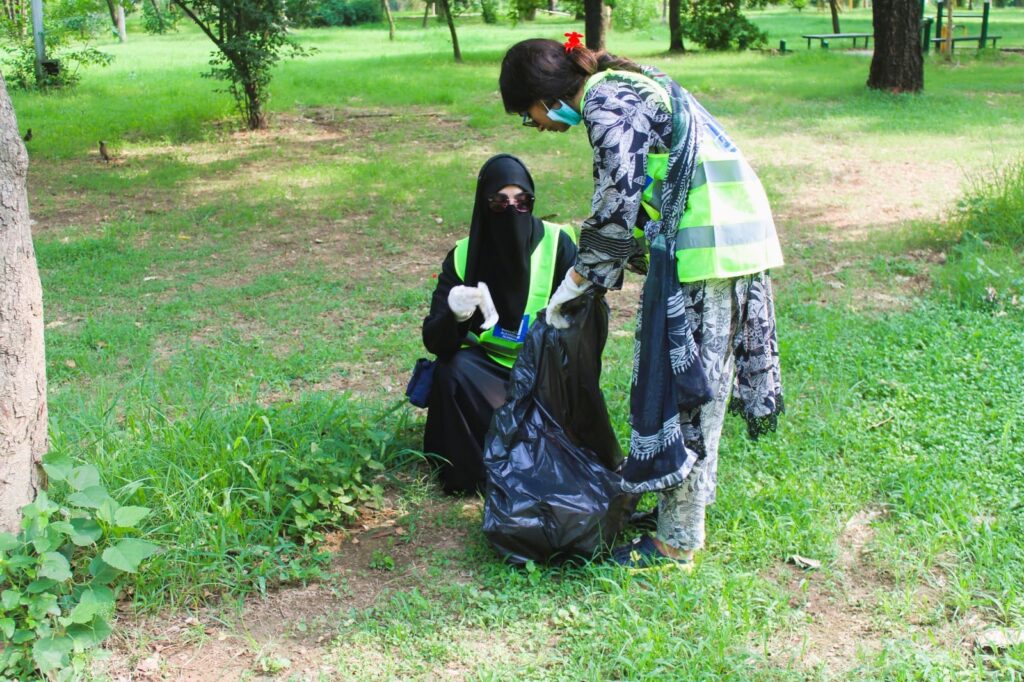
top-left (656, 277), bottom-right (745, 552)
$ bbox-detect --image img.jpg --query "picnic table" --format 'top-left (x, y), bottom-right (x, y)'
top-left (802, 33), bottom-right (873, 49)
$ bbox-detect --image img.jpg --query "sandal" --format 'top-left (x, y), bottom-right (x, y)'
top-left (609, 535), bottom-right (693, 570)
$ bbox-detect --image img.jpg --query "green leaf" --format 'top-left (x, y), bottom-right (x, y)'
top-left (0, 617), bottom-right (14, 639)
top-left (38, 552), bottom-right (72, 582)
top-left (67, 485), bottom-right (113, 510)
top-left (67, 616), bottom-right (113, 651)
top-left (32, 635), bottom-right (73, 673)
top-left (69, 518), bottom-right (103, 546)
top-left (101, 539), bottom-right (159, 573)
top-left (13, 628), bottom-right (35, 643)
top-left (0, 532), bottom-right (20, 551)
top-left (95, 498), bottom-right (121, 525)
top-left (41, 454), bottom-right (75, 482)
top-left (113, 506), bottom-right (151, 529)
top-left (67, 465), bottom-right (101, 491)
top-left (67, 587), bottom-right (114, 624)
top-left (26, 578), bottom-right (58, 594)
top-left (1, 589), bottom-right (21, 610)
top-left (87, 557), bottom-right (121, 584)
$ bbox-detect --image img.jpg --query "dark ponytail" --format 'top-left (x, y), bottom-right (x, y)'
top-left (499, 38), bottom-right (642, 114)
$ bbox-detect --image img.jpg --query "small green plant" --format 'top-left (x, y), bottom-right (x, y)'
top-left (937, 158), bottom-right (1024, 311)
top-left (0, 453), bottom-right (158, 680)
top-left (480, 0), bottom-right (498, 24)
top-left (369, 549), bottom-right (395, 571)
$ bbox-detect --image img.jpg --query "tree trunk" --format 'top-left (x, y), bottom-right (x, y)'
top-left (115, 3), bottom-right (127, 41)
top-left (584, 0), bottom-right (605, 50)
top-left (944, 0), bottom-right (953, 58)
top-left (867, 0), bottom-right (923, 92)
top-left (668, 0), bottom-right (684, 51)
top-left (243, 80), bottom-right (267, 129)
top-left (422, 0), bottom-right (430, 27)
top-left (382, 0), bottom-right (395, 40)
top-left (829, 0), bottom-right (841, 32)
top-left (0, 73), bottom-right (46, 535)
top-left (104, 0), bottom-right (118, 28)
top-left (437, 0), bottom-right (461, 62)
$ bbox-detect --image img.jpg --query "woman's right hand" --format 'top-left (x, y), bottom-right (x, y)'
top-left (545, 269), bottom-right (591, 329)
top-left (448, 285), bottom-right (482, 322)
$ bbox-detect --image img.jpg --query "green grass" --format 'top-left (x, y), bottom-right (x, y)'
top-left (5, 10), bottom-right (1024, 681)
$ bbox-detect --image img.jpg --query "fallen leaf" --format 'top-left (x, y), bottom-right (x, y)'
top-left (46, 319), bottom-right (66, 329)
top-left (786, 555), bottom-right (821, 570)
top-left (64, 359), bottom-right (77, 369)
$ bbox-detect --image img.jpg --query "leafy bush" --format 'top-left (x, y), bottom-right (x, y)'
top-left (0, 4), bottom-right (112, 89)
top-left (52, 395), bottom-right (420, 606)
top-left (0, 455), bottom-right (157, 681)
top-left (684, 0), bottom-right (766, 50)
top-left (608, 0), bottom-right (658, 32)
top-left (936, 159), bottom-right (1024, 312)
top-left (311, 0), bottom-right (382, 26)
top-left (142, 0), bottom-right (181, 34)
top-left (480, 0), bottom-right (499, 23)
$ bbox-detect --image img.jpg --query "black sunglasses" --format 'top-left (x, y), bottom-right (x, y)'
top-left (488, 192), bottom-right (535, 214)
top-left (521, 112), bottom-right (539, 128)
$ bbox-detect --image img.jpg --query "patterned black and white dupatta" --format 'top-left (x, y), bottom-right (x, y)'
top-left (620, 68), bottom-right (713, 494)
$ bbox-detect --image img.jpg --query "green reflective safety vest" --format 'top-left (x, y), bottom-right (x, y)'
top-left (453, 221), bottom-right (575, 368)
top-left (583, 70), bottom-right (784, 283)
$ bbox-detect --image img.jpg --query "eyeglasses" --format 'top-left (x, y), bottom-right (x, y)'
top-left (521, 112), bottom-right (539, 128)
top-left (487, 192), bottom-right (535, 213)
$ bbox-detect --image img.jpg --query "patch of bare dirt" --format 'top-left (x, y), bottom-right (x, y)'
top-left (761, 508), bottom-right (889, 675)
top-left (95, 496), bottom-right (479, 681)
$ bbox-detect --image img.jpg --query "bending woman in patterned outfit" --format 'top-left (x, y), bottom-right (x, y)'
top-left (499, 37), bottom-right (785, 567)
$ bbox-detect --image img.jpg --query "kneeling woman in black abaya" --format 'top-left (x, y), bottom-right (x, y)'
top-left (422, 154), bottom-right (577, 495)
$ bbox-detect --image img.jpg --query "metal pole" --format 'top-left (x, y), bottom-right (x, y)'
top-left (935, 0), bottom-right (943, 39)
top-left (30, 0), bottom-right (44, 84)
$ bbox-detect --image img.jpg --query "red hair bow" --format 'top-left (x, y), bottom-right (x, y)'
top-left (564, 32), bottom-right (584, 53)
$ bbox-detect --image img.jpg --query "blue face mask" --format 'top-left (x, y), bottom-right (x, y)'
top-left (546, 100), bottom-right (582, 127)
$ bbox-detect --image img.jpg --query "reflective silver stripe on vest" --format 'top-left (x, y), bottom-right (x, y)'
top-left (646, 159), bottom-right (753, 213)
top-left (676, 222), bottom-right (772, 250)
top-left (690, 159), bottom-right (756, 189)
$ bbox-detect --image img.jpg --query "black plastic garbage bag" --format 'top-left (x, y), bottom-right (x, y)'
top-left (482, 290), bottom-right (635, 565)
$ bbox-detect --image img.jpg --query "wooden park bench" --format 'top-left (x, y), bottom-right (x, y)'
top-left (930, 34), bottom-right (1002, 53)
top-left (931, 0), bottom-right (1001, 53)
top-left (802, 33), bottom-right (873, 49)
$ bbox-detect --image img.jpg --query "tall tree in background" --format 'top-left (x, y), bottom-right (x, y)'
top-left (172, 0), bottom-right (307, 129)
top-left (668, 0), bottom-right (683, 52)
top-left (382, 0), bottom-right (395, 40)
top-left (584, 0), bottom-right (604, 49)
top-left (437, 0), bottom-right (461, 62)
top-left (867, 0), bottom-right (922, 92)
top-left (0, 72), bottom-right (47, 534)
top-left (828, 0), bottom-right (840, 33)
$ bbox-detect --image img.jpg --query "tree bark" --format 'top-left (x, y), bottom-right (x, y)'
top-left (382, 0), bottom-right (395, 40)
top-left (867, 0), bottom-right (923, 92)
top-left (437, 0), bottom-right (461, 62)
top-left (584, 0), bottom-right (605, 50)
top-left (829, 0), bottom-right (841, 32)
top-left (422, 0), bottom-right (430, 27)
top-left (0, 73), bottom-right (46, 535)
top-left (668, 0), bottom-right (684, 52)
top-left (115, 3), bottom-right (127, 41)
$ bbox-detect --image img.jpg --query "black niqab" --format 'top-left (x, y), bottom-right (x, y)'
top-left (464, 154), bottom-right (544, 333)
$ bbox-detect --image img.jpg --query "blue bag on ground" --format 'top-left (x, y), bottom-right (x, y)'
top-left (482, 290), bottom-right (635, 564)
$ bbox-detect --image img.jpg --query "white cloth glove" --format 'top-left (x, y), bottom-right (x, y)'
top-left (476, 282), bottom-right (499, 330)
top-left (545, 269), bottom-right (591, 329)
top-left (448, 285), bottom-right (482, 322)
